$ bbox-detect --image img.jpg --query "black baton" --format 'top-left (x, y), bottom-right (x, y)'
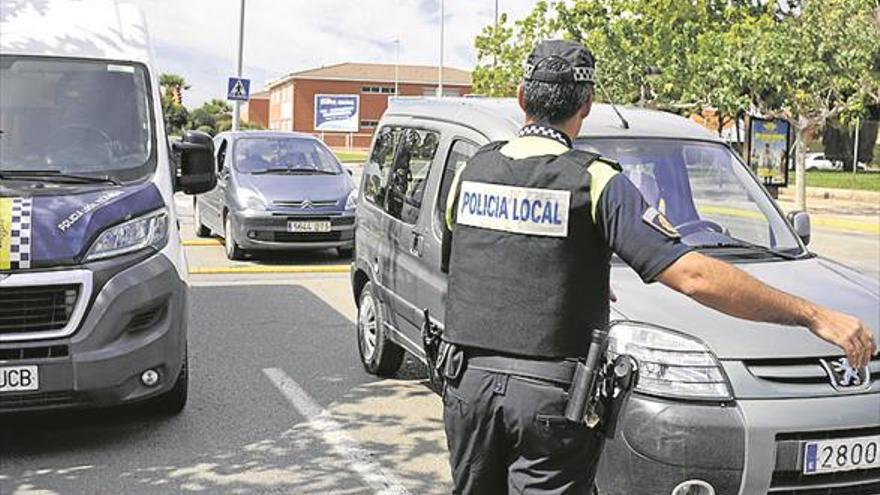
top-left (564, 327), bottom-right (609, 424)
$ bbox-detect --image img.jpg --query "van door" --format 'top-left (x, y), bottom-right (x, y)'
top-left (417, 132), bottom-right (485, 336)
top-left (202, 136), bottom-right (229, 232)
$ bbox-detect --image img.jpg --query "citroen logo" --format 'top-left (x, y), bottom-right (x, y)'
top-left (300, 199), bottom-right (314, 209)
top-left (820, 357), bottom-right (871, 392)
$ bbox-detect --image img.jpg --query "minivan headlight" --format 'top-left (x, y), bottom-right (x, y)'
top-left (608, 322), bottom-right (733, 400)
top-left (237, 188), bottom-right (267, 211)
top-left (345, 188), bottom-right (358, 210)
top-left (84, 209), bottom-right (168, 261)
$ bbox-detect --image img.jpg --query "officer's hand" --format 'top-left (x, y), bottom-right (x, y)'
top-left (808, 308), bottom-right (877, 368)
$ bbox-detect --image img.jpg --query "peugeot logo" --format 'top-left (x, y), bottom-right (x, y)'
top-left (820, 357), bottom-right (871, 392)
top-left (300, 199), bottom-right (314, 209)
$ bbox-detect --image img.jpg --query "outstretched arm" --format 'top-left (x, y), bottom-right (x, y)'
top-left (658, 251), bottom-right (877, 368)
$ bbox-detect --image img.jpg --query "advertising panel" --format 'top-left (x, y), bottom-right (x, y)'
top-left (747, 117), bottom-right (791, 187)
top-left (314, 94), bottom-right (360, 133)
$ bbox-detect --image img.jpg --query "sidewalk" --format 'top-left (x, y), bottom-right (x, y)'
top-left (776, 191), bottom-right (879, 235)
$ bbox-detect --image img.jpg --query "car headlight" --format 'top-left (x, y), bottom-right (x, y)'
top-left (345, 189), bottom-right (358, 210)
top-left (84, 209), bottom-right (168, 261)
top-left (608, 322), bottom-right (733, 400)
top-left (237, 188), bottom-right (267, 211)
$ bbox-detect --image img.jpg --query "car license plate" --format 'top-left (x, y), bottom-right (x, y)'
top-left (287, 221), bottom-right (331, 233)
top-left (0, 365), bottom-right (39, 392)
top-left (803, 435), bottom-right (880, 475)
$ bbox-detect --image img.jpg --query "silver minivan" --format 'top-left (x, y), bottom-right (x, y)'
top-left (351, 97), bottom-right (880, 495)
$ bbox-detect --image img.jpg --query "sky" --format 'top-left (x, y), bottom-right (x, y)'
top-left (131, 0), bottom-right (541, 107)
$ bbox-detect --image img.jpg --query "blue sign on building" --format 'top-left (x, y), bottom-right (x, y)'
top-left (314, 94), bottom-right (360, 133)
top-left (227, 77), bottom-right (251, 101)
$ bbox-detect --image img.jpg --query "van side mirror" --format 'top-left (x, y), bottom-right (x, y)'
top-left (173, 131), bottom-right (217, 195)
top-left (787, 211), bottom-right (811, 246)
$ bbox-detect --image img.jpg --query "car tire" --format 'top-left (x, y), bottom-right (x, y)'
top-left (150, 348), bottom-right (188, 415)
top-left (193, 198), bottom-right (211, 238)
top-left (224, 214), bottom-right (245, 261)
top-left (357, 282), bottom-right (404, 376)
top-left (337, 246), bottom-right (354, 258)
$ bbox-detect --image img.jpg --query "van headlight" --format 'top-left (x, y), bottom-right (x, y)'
top-left (345, 189), bottom-right (358, 210)
top-left (608, 322), bottom-right (733, 400)
top-left (84, 209), bottom-right (168, 261)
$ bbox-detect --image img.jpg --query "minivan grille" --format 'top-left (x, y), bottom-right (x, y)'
top-left (745, 356), bottom-right (880, 386)
top-left (273, 199), bottom-right (338, 208)
top-left (0, 391), bottom-right (75, 411)
top-left (0, 344), bottom-right (69, 361)
top-left (0, 285), bottom-right (79, 335)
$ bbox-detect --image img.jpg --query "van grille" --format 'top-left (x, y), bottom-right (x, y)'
top-left (0, 285), bottom-right (79, 335)
top-left (0, 391), bottom-right (75, 411)
top-left (0, 344), bottom-right (69, 361)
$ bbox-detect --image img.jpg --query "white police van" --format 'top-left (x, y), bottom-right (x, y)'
top-left (0, 0), bottom-right (216, 414)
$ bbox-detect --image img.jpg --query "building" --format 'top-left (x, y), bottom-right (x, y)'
top-left (265, 62), bottom-right (472, 148)
top-left (242, 90), bottom-right (270, 129)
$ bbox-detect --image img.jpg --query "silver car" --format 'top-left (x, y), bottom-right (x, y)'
top-left (351, 98), bottom-right (880, 495)
top-left (194, 131), bottom-right (357, 260)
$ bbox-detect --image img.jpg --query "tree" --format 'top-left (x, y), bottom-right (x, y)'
top-left (188, 99), bottom-right (232, 136)
top-left (159, 73), bottom-right (191, 136)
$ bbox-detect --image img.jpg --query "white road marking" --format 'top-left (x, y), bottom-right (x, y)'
top-left (262, 367), bottom-right (411, 495)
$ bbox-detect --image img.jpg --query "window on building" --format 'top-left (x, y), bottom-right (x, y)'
top-left (360, 120), bottom-right (379, 128)
top-left (362, 86), bottom-right (395, 94)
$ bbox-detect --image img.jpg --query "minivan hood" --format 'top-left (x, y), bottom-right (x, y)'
top-left (611, 257), bottom-right (880, 360)
top-left (0, 182), bottom-right (164, 269)
top-left (235, 172), bottom-right (352, 204)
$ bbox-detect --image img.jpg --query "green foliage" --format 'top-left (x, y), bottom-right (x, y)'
top-left (188, 99), bottom-right (232, 136)
top-left (793, 170), bottom-right (880, 192)
top-left (159, 73), bottom-right (190, 136)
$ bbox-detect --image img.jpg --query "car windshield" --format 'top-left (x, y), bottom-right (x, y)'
top-left (576, 138), bottom-right (804, 254)
top-left (234, 137), bottom-right (343, 174)
top-left (0, 56), bottom-right (154, 182)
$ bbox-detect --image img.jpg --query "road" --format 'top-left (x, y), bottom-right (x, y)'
top-left (1, 186), bottom-right (877, 495)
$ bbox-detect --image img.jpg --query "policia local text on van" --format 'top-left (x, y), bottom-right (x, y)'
top-left (437, 40), bottom-right (877, 494)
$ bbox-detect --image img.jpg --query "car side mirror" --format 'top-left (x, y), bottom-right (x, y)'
top-left (787, 211), bottom-right (811, 246)
top-left (173, 131), bottom-right (217, 195)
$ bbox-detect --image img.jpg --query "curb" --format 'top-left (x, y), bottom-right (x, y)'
top-left (779, 187), bottom-right (880, 203)
top-left (189, 265), bottom-right (350, 275)
top-left (183, 239), bottom-right (222, 246)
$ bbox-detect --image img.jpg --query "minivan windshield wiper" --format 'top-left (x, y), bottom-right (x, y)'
top-left (0, 169), bottom-right (121, 185)
top-left (695, 239), bottom-right (803, 260)
top-left (250, 167), bottom-right (337, 175)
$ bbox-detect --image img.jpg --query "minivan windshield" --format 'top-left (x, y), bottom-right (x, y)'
top-left (0, 56), bottom-right (155, 183)
top-left (235, 137), bottom-right (343, 175)
top-left (576, 138), bottom-right (803, 255)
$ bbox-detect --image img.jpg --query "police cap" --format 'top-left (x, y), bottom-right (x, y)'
top-left (524, 39), bottom-right (595, 84)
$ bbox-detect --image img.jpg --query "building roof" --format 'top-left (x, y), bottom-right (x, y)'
top-left (385, 97), bottom-right (723, 143)
top-left (267, 62), bottom-right (471, 89)
top-left (0, 0), bottom-right (151, 64)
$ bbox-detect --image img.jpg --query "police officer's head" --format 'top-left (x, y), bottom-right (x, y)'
top-left (518, 39), bottom-right (595, 134)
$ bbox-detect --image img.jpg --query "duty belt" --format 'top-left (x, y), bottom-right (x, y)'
top-left (467, 353), bottom-right (578, 385)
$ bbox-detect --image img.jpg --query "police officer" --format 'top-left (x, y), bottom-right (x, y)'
top-left (441, 39), bottom-right (876, 494)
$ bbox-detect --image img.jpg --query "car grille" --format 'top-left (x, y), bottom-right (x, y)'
top-left (0, 344), bottom-right (69, 361)
top-left (0, 285), bottom-right (79, 335)
top-left (745, 356), bottom-right (880, 386)
top-left (254, 231), bottom-right (345, 243)
top-left (273, 199), bottom-right (339, 208)
top-left (0, 391), bottom-right (76, 411)
top-left (769, 427), bottom-right (880, 494)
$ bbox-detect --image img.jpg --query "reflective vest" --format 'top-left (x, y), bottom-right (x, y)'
top-left (445, 142), bottom-right (616, 359)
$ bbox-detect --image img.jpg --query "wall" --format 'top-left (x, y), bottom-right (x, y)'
top-left (243, 97), bottom-right (269, 129)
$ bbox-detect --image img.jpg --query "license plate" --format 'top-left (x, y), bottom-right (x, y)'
top-left (803, 435), bottom-right (880, 475)
top-left (287, 220), bottom-right (331, 233)
top-left (0, 365), bottom-right (39, 392)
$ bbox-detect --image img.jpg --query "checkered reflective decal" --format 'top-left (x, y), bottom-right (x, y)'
top-left (0, 197), bottom-right (32, 270)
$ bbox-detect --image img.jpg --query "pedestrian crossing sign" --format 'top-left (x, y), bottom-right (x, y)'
top-left (227, 77), bottom-right (251, 101)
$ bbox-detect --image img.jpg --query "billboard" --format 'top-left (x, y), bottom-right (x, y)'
top-left (314, 94), bottom-right (360, 133)
top-left (747, 117), bottom-right (791, 187)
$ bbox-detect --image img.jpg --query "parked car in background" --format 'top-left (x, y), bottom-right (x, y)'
top-left (351, 98), bottom-right (880, 495)
top-left (791, 152), bottom-right (868, 171)
top-left (193, 131), bottom-right (358, 260)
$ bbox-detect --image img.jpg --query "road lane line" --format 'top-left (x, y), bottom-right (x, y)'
top-left (190, 265), bottom-right (350, 274)
top-left (262, 367), bottom-right (411, 495)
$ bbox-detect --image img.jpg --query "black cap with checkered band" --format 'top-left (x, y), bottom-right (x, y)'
top-left (523, 39), bottom-right (595, 84)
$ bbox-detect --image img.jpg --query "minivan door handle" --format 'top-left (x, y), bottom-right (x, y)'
top-left (410, 232), bottom-right (424, 257)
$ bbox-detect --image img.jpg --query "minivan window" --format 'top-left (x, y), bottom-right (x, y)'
top-left (234, 137), bottom-right (342, 175)
top-left (364, 126), bottom-right (400, 206)
top-left (437, 139), bottom-right (478, 228)
top-left (386, 128), bottom-right (440, 224)
top-left (0, 56), bottom-right (155, 182)
top-left (577, 138), bottom-right (802, 253)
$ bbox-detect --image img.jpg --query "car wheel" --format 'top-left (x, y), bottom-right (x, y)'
top-left (224, 214), bottom-right (245, 261)
top-left (357, 282), bottom-right (404, 376)
top-left (150, 348), bottom-right (188, 415)
top-left (193, 198), bottom-right (211, 238)
top-left (337, 246), bottom-right (354, 258)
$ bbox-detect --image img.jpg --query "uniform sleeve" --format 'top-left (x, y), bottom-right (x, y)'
top-left (593, 169), bottom-right (692, 283)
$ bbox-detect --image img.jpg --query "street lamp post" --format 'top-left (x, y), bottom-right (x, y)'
top-left (394, 38), bottom-right (400, 96)
top-left (232, 0), bottom-right (246, 131)
top-left (438, 0), bottom-right (444, 98)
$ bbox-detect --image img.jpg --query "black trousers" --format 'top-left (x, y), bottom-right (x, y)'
top-left (443, 366), bottom-right (605, 495)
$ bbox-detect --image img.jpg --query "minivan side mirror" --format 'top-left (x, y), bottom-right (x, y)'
top-left (787, 211), bottom-right (811, 246)
top-left (173, 131), bottom-right (217, 195)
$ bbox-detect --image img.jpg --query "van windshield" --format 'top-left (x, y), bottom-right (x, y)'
top-left (0, 56), bottom-right (154, 183)
top-left (576, 138), bottom-right (803, 254)
top-left (234, 137), bottom-right (343, 175)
